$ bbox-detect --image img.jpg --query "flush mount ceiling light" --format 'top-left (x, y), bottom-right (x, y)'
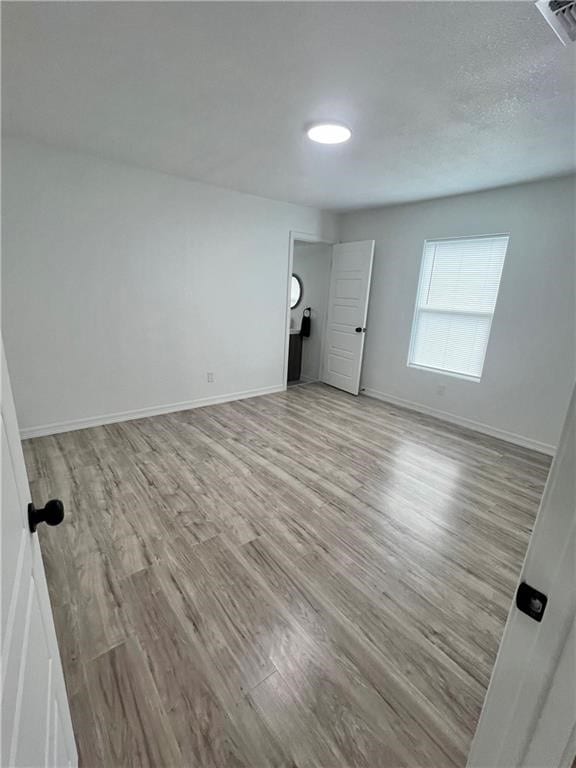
top-left (307, 122), bottom-right (352, 144)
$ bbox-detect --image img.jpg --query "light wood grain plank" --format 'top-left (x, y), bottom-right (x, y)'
top-left (24, 383), bottom-right (550, 767)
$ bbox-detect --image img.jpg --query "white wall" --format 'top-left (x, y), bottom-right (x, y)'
top-left (291, 242), bottom-right (332, 381)
top-left (340, 176), bottom-right (576, 453)
top-left (2, 138), bottom-right (337, 435)
top-left (4, 139), bottom-right (573, 452)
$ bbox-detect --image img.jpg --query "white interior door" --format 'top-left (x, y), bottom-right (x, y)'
top-left (2, 345), bottom-right (77, 767)
top-left (321, 240), bottom-right (374, 395)
top-left (467, 385), bottom-right (576, 768)
top-left (523, 616), bottom-right (576, 768)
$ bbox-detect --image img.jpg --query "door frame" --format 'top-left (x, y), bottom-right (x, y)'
top-left (284, 231), bottom-right (334, 387)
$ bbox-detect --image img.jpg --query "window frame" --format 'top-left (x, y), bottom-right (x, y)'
top-left (407, 233), bottom-right (509, 382)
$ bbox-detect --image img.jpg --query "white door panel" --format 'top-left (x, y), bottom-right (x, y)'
top-left (331, 305), bottom-right (359, 326)
top-left (55, 705), bottom-right (71, 768)
top-left (1, 344), bottom-right (77, 768)
top-left (14, 583), bottom-right (52, 768)
top-left (2, 428), bottom-right (24, 637)
top-left (328, 353), bottom-right (354, 377)
top-left (322, 240), bottom-right (374, 395)
top-left (523, 617), bottom-right (576, 768)
top-left (335, 278), bottom-right (362, 298)
top-left (330, 330), bottom-right (356, 354)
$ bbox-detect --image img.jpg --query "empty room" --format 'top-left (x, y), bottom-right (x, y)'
top-left (2, 2), bottom-right (575, 767)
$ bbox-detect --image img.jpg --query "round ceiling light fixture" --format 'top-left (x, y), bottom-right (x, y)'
top-left (306, 122), bottom-right (352, 145)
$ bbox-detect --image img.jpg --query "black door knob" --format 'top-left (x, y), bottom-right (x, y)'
top-left (355, 327), bottom-right (366, 333)
top-left (28, 499), bottom-right (64, 533)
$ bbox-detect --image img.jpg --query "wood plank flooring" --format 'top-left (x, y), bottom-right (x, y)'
top-left (23, 384), bottom-right (551, 768)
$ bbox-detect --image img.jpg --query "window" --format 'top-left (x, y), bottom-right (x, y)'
top-left (290, 274), bottom-right (303, 309)
top-left (408, 234), bottom-right (509, 380)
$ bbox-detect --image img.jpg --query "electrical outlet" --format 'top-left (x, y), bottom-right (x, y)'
top-left (207, 372), bottom-right (214, 383)
top-left (436, 384), bottom-right (446, 396)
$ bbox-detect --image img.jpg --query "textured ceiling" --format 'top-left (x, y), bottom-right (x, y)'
top-left (3, 2), bottom-right (575, 210)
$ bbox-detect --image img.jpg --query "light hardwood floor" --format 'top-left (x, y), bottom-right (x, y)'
top-left (23, 384), bottom-right (551, 768)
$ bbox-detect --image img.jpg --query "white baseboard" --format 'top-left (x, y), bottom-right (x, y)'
top-left (362, 388), bottom-right (555, 456)
top-left (22, 383), bottom-right (556, 456)
top-left (20, 385), bottom-right (285, 440)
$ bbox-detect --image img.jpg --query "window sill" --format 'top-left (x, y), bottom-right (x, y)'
top-left (407, 362), bottom-right (482, 383)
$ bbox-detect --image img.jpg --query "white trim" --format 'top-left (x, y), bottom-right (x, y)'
top-left (406, 362), bottom-right (481, 383)
top-left (363, 387), bottom-right (555, 456)
top-left (426, 232), bottom-right (511, 244)
top-left (20, 385), bottom-right (285, 439)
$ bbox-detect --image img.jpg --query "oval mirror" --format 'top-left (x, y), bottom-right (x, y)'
top-left (290, 274), bottom-right (303, 309)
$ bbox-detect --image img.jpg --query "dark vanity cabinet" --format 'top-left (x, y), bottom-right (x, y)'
top-left (288, 332), bottom-right (302, 382)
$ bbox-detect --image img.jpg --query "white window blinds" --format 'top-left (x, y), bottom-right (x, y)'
top-left (408, 234), bottom-right (509, 380)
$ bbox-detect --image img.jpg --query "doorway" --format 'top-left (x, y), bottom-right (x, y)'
top-left (286, 238), bottom-right (333, 387)
top-left (284, 234), bottom-right (375, 395)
